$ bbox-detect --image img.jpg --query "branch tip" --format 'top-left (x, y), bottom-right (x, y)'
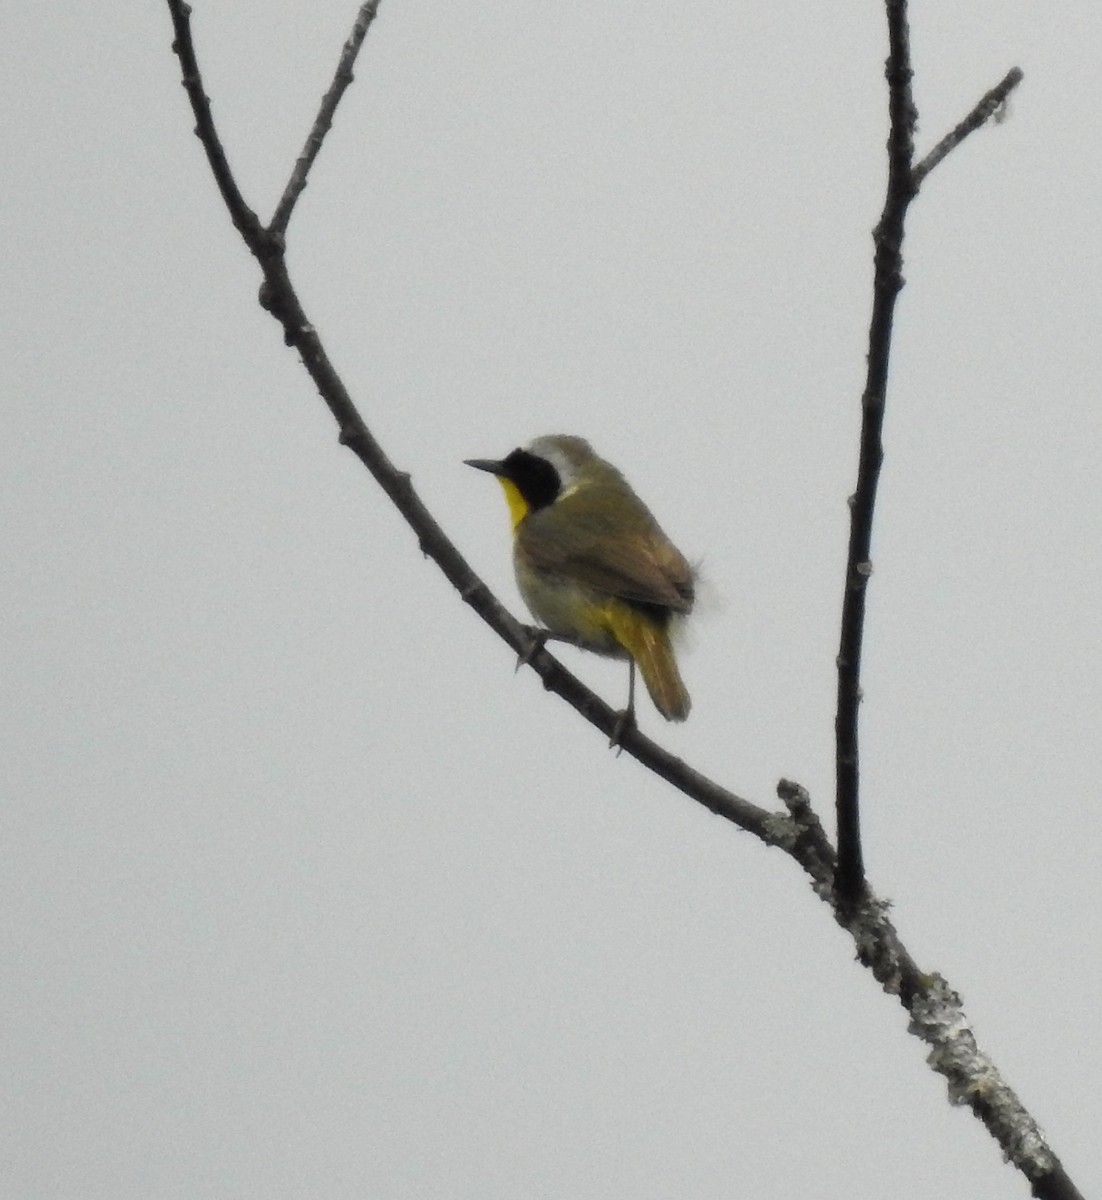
top-left (269, 1), bottom-right (383, 237)
top-left (914, 65), bottom-right (1025, 185)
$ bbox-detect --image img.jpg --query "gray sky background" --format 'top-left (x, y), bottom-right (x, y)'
top-left (4, 3), bottom-right (1100, 1197)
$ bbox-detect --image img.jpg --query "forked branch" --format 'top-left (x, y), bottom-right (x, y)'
top-left (833, 9), bottom-right (1024, 911)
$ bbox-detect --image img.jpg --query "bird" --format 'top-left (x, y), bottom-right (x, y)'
top-left (466, 434), bottom-right (694, 725)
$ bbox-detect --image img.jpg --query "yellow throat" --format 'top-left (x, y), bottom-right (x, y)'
top-left (497, 477), bottom-right (530, 529)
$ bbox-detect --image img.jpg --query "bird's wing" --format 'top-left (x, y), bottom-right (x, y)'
top-left (520, 491), bottom-right (694, 613)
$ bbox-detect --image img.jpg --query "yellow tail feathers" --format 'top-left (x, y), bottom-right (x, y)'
top-left (605, 602), bottom-right (691, 722)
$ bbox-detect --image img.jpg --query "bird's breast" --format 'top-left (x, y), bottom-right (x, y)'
top-left (512, 554), bottom-right (627, 658)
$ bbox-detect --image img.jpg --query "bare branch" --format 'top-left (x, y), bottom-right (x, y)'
top-left (269, 0), bottom-right (383, 239)
top-left (779, 779), bottom-right (1084, 1200)
top-left (914, 67), bottom-right (1024, 187)
top-left (835, 0), bottom-right (919, 909)
top-left (167, 1), bottom-right (266, 250)
top-left (833, 28), bottom-right (1023, 912)
top-left (824, 12), bottom-right (1077, 1186)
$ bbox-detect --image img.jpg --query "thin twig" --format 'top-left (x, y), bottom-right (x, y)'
top-left (833, 15), bottom-right (1023, 912)
top-left (166, 1), bottom-right (266, 249)
top-left (269, 0), bottom-right (383, 239)
top-left (913, 67), bottom-right (1024, 187)
top-left (835, 0), bottom-right (919, 909)
top-left (164, 4), bottom-right (1082, 1195)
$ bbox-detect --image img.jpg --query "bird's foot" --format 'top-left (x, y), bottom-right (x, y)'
top-left (609, 705), bottom-right (637, 752)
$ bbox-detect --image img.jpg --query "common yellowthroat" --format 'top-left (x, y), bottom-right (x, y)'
top-left (466, 435), bottom-right (694, 722)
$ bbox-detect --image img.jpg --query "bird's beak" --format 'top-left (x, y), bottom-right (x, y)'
top-left (464, 458), bottom-right (506, 476)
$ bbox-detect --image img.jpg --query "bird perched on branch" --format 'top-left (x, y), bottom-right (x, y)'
top-left (466, 435), bottom-right (695, 726)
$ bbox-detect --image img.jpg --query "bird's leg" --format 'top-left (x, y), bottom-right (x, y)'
top-left (609, 660), bottom-right (638, 749)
